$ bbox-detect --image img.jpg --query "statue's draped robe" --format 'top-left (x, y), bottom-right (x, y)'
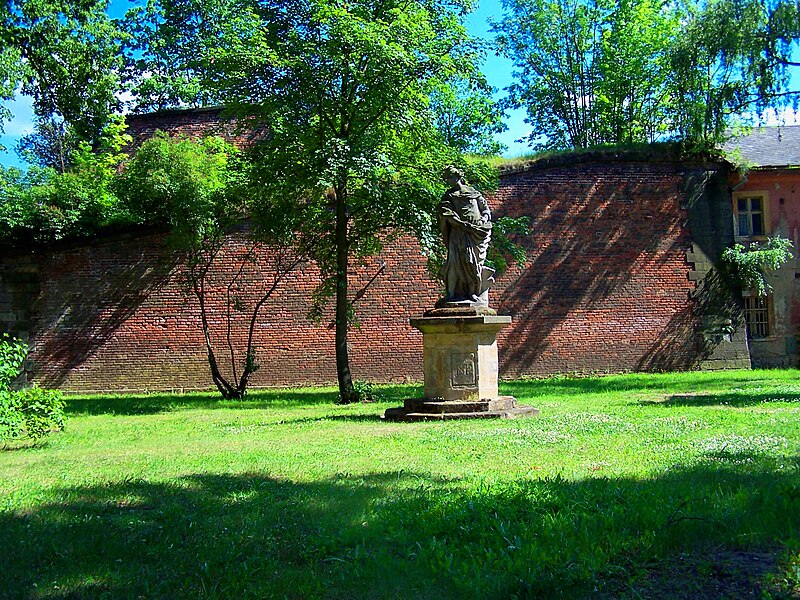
top-left (438, 184), bottom-right (493, 301)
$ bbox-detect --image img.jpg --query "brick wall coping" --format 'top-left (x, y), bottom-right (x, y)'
top-left (497, 146), bottom-right (728, 177)
top-left (124, 107), bottom-right (729, 176)
top-left (126, 105), bottom-right (226, 121)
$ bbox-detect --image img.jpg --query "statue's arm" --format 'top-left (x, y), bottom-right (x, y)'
top-left (478, 193), bottom-right (491, 224)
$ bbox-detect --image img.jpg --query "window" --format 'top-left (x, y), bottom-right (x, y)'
top-left (743, 292), bottom-right (772, 339)
top-left (734, 194), bottom-right (768, 238)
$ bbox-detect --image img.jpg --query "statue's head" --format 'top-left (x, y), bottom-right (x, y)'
top-left (442, 165), bottom-right (464, 186)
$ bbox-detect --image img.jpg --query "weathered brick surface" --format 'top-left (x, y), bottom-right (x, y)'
top-left (23, 230), bottom-right (436, 392)
top-left (491, 159), bottom-right (698, 376)
top-left (0, 250), bottom-right (39, 341)
top-left (125, 106), bottom-right (266, 150)
top-left (0, 156), bottom-right (721, 392)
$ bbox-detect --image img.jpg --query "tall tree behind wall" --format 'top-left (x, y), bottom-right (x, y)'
top-left (493, 0), bottom-right (681, 149)
top-left (0, 0), bottom-right (125, 146)
top-left (595, 0), bottom-right (679, 144)
top-left (494, 0), bottom-right (800, 150)
top-left (669, 0), bottom-right (800, 147)
top-left (121, 0), bottom-right (236, 111)
top-left (494, 0), bottom-right (601, 150)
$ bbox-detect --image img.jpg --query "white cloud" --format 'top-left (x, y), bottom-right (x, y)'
top-left (749, 107), bottom-right (800, 127)
top-left (1, 94), bottom-right (35, 136)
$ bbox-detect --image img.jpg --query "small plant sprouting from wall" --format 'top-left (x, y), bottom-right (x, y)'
top-left (722, 237), bottom-right (794, 297)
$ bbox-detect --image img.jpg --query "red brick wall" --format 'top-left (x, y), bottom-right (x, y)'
top-left (10, 155), bottom-right (706, 392)
top-left (125, 107), bottom-right (266, 150)
top-left (491, 160), bottom-right (697, 376)
top-left (27, 229), bottom-right (437, 392)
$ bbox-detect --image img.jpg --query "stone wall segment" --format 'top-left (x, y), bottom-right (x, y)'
top-left (0, 106), bottom-right (749, 391)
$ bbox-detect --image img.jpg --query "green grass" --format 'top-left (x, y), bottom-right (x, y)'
top-left (2, 370), bottom-right (800, 599)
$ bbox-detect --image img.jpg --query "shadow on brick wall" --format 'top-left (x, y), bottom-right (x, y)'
top-left (636, 305), bottom-right (697, 371)
top-left (495, 170), bottom-right (692, 375)
top-left (32, 247), bottom-right (177, 388)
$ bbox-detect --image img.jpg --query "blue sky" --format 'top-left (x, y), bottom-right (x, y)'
top-left (0, 0), bottom-right (529, 169)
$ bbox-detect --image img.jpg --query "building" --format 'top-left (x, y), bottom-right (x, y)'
top-left (725, 125), bottom-right (800, 367)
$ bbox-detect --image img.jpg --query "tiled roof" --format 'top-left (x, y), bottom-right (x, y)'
top-left (724, 125), bottom-right (800, 168)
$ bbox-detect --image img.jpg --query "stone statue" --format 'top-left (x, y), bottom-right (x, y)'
top-left (436, 166), bottom-right (495, 306)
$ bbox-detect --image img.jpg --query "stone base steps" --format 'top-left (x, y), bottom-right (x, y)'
top-left (383, 396), bottom-right (539, 422)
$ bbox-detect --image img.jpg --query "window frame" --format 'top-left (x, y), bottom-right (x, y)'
top-left (742, 290), bottom-right (774, 340)
top-left (732, 191), bottom-right (770, 240)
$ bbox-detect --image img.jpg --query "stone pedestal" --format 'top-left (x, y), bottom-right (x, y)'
top-left (383, 312), bottom-right (539, 421)
top-left (414, 314), bottom-right (507, 402)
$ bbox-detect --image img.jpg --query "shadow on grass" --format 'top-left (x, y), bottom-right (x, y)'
top-left (63, 371), bottom-right (800, 417)
top-left (64, 385), bottom-right (421, 416)
top-left (2, 459), bottom-right (799, 599)
top-left (645, 391), bottom-right (800, 408)
top-left (278, 414), bottom-right (384, 425)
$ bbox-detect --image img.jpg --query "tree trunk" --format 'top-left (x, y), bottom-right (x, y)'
top-left (334, 183), bottom-right (356, 403)
top-left (195, 278), bottom-right (238, 399)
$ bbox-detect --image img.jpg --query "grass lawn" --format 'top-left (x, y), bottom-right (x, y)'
top-left (2, 370), bottom-right (800, 599)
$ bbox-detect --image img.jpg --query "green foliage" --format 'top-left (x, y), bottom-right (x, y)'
top-left (16, 115), bottom-right (80, 173)
top-left (722, 236), bottom-right (794, 296)
top-left (0, 332), bottom-right (26, 389)
top-left (0, 386), bottom-right (66, 445)
top-left (669, 0), bottom-right (800, 146)
top-left (430, 80), bottom-right (508, 156)
top-left (494, 0), bottom-right (681, 150)
top-left (118, 131), bottom-right (246, 243)
top-left (0, 0), bottom-right (126, 142)
top-left (767, 547), bottom-right (800, 596)
top-left (494, 0), bottom-right (800, 150)
top-left (120, 0), bottom-right (235, 111)
top-left (49, 115), bottom-right (133, 231)
top-left (0, 333), bottom-right (65, 445)
top-left (0, 116), bottom-right (132, 243)
top-left (0, 165), bottom-right (51, 240)
top-left (597, 0), bottom-right (679, 144)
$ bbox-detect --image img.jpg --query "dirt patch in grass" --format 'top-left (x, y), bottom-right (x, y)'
top-left (625, 550), bottom-right (780, 599)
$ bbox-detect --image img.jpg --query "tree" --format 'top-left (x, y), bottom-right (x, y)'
top-left (0, 116), bottom-right (132, 244)
top-left (0, 165), bottom-right (54, 242)
top-left (494, 0), bottom-right (800, 151)
top-left (118, 132), bottom-right (312, 399)
top-left (16, 115), bottom-right (80, 173)
top-left (430, 80), bottom-right (508, 156)
top-left (120, 0), bottom-right (236, 112)
top-left (0, 0), bottom-right (125, 144)
top-left (158, 0), bottom-right (502, 402)
top-left (595, 0), bottom-right (678, 144)
top-left (669, 0), bottom-right (800, 147)
top-left (493, 0), bottom-right (682, 150)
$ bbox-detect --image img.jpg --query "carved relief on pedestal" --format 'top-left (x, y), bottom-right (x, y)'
top-left (450, 352), bottom-right (477, 388)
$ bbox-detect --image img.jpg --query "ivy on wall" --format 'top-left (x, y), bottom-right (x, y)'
top-left (722, 236), bottom-right (794, 297)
